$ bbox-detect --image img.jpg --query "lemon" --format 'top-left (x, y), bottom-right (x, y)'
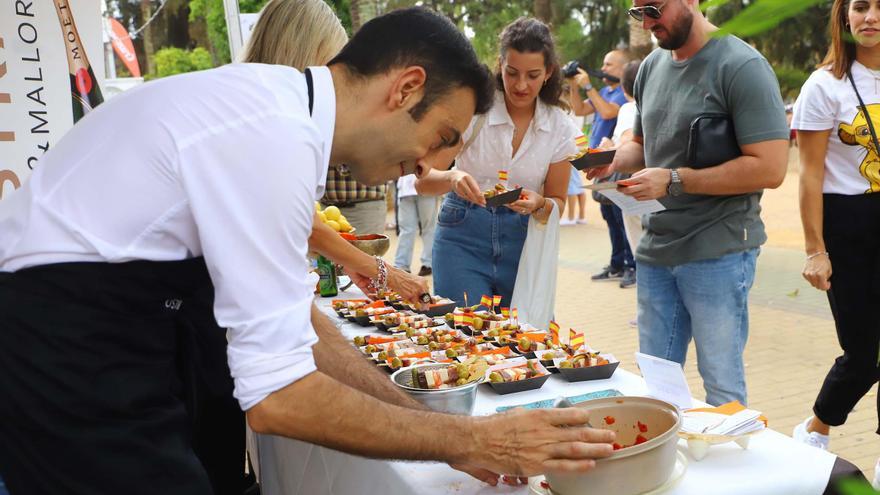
top-left (326, 220), bottom-right (342, 232)
top-left (323, 205), bottom-right (341, 222)
top-left (316, 211), bottom-right (327, 223)
top-left (338, 218), bottom-right (352, 232)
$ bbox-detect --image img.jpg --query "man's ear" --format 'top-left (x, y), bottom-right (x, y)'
top-left (387, 66), bottom-right (427, 111)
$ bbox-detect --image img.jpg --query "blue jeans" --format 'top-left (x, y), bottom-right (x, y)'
top-left (637, 249), bottom-right (758, 406)
top-left (0, 477), bottom-right (7, 495)
top-left (432, 193), bottom-right (528, 308)
top-left (394, 195), bottom-right (437, 270)
top-left (600, 203), bottom-right (634, 270)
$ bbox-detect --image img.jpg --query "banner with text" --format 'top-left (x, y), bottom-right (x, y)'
top-left (0, 0), bottom-right (105, 200)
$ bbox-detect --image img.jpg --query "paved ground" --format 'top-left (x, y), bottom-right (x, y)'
top-left (383, 155), bottom-right (880, 478)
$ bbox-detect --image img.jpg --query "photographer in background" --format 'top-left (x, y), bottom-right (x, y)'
top-left (567, 50), bottom-right (635, 287)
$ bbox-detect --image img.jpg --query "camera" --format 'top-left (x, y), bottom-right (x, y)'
top-left (562, 60), bottom-right (581, 78)
top-left (561, 60), bottom-right (621, 84)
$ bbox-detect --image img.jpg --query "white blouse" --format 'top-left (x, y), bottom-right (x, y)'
top-left (0, 63), bottom-right (336, 411)
top-left (457, 91), bottom-right (580, 193)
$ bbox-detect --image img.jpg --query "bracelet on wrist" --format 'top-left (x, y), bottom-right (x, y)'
top-left (806, 251), bottom-right (829, 260)
top-left (368, 256), bottom-right (388, 293)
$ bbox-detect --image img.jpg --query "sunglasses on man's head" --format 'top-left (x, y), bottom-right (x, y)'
top-left (628, 1), bottom-right (667, 21)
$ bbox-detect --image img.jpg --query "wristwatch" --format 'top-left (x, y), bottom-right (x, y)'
top-left (583, 82), bottom-right (593, 92)
top-left (667, 169), bottom-right (684, 197)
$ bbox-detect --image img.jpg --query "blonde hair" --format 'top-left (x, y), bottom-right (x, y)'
top-left (241, 0), bottom-right (348, 69)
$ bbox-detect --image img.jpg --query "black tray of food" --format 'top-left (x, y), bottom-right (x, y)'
top-left (557, 360), bottom-right (619, 382)
top-left (421, 302), bottom-right (457, 318)
top-left (487, 373), bottom-right (551, 395)
top-left (571, 150), bottom-right (616, 170)
top-left (353, 315), bottom-right (375, 327)
top-left (485, 187), bottom-right (523, 208)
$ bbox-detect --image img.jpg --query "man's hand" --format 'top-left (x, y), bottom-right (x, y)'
top-left (598, 137), bottom-right (615, 151)
top-left (507, 189), bottom-right (543, 215)
top-left (466, 408), bottom-right (615, 477)
top-left (618, 168), bottom-right (672, 201)
top-left (803, 254), bottom-right (832, 291)
top-left (450, 170), bottom-right (485, 206)
top-left (573, 68), bottom-right (591, 89)
top-left (387, 265), bottom-right (430, 302)
top-left (586, 164), bottom-right (613, 180)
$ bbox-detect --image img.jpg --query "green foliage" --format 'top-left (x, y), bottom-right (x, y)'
top-left (188, 0), bottom-right (272, 65)
top-left (836, 478), bottom-right (879, 495)
top-left (774, 66), bottom-right (810, 101)
top-left (149, 47), bottom-right (215, 79)
top-left (711, 0), bottom-right (830, 38)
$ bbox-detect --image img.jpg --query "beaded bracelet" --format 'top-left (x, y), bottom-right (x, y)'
top-left (369, 256), bottom-right (388, 293)
top-left (806, 251), bottom-right (829, 260)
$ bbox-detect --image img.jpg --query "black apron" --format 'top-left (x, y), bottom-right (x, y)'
top-left (0, 258), bottom-right (242, 495)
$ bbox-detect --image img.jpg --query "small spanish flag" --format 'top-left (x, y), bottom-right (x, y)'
top-left (460, 314), bottom-right (474, 326)
top-left (569, 329), bottom-right (585, 349)
top-left (492, 295), bottom-right (502, 307)
top-left (575, 134), bottom-right (589, 148)
top-left (549, 321), bottom-right (560, 344)
top-left (500, 307), bottom-right (510, 318)
top-left (498, 169), bottom-right (509, 182)
top-left (512, 307), bottom-right (519, 323)
top-left (453, 314), bottom-right (463, 326)
top-left (480, 294), bottom-right (492, 308)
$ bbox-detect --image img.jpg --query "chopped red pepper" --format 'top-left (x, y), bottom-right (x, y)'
top-left (634, 434), bottom-right (648, 445)
top-left (637, 421), bottom-right (648, 433)
top-left (540, 480), bottom-right (551, 489)
top-left (612, 442), bottom-right (623, 450)
top-left (604, 415), bottom-right (616, 425)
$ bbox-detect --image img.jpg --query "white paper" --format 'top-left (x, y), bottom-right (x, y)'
top-left (635, 352), bottom-right (693, 409)
top-left (598, 189), bottom-right (666, 215)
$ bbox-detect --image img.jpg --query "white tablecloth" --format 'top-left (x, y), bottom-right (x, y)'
top-left (251, 289), bottom-right (838, 495)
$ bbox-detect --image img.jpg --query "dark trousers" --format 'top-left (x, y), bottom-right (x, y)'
top-left (813, 193), bottom-right (880, 432)
top-left (600, 203), bottom-right (634, 270)
top-left (0, 259), bottom-right (251, 494)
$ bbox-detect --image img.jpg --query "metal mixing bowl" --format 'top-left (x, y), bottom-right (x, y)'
top-left (391, 363), bottom-right (481, 415)
top-left (347, 234), bottom-right (390, 257)
top-left (545, 396), bottom-right (682, 495)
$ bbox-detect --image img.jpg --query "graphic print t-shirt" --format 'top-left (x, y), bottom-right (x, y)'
top-left (793, 61), bottom-right (880, 195)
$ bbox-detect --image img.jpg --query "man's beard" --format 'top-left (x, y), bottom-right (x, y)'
top-left (657, 9), bottom-right (694, 50)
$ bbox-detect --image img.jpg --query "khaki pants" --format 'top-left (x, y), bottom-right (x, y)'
top-left (338, 200), bottom-right (386, 235)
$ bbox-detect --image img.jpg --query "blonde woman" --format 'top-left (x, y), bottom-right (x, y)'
top-left (241, 0), bottom-right (347, 67)
top-left (243, 0), bottom-right (429, 301)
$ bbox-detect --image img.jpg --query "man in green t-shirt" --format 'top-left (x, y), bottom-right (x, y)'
top-left (592, 0), bottom-right (789, 406)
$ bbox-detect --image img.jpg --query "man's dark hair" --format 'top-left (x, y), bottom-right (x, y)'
top-left (622, 60), bottom-right (641, 98)
top-left (329, 7), bottom-right (494, 120)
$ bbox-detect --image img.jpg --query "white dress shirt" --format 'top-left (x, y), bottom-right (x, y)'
top-left (0, 63), bottom-right (336, 410)
top-left (457, 91), bottom-right (580, 193)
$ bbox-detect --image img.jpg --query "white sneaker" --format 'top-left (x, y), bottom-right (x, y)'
top-left (576, 218), bottom-right (589, 225)
top-left (872, 458), bottom-right (880, 490)
top-left (559, 218), bottom-right (576, 226)
top-left (792, 417), bottom-right (830, 450)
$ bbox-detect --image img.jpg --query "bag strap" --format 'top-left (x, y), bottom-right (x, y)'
top-left (460, 114), bottom-right (487, 155)
top-left (847, 68), bottom-right (880, 156)
top-left (305, 68), bottom-right (315, 116)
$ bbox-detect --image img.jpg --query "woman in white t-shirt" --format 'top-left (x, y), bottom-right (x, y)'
top-left (791, 0), bottom-right (880, 475)
top-left (416, 17), bottom-right (580, 308)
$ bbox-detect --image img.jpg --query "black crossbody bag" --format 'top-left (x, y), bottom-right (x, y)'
top-left (687, 113), bottom-right (742, 169)
top-left (847, 67), bottom-right (880, 156)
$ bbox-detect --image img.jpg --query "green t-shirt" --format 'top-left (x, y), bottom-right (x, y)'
top-left (632, 36), bottom-right (789, 266)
